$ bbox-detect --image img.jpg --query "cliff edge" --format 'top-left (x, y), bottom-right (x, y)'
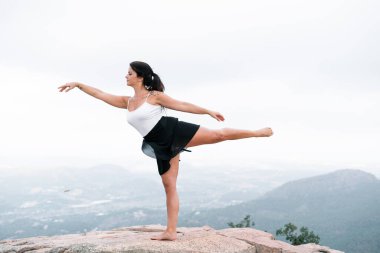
top-left (0, 224), bottom-right (344, 253)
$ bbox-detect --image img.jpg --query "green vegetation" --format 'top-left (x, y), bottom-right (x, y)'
top-left (227, 214), bottom-right (255, 228)
top-left (276, 222), bottom-right (320, 245)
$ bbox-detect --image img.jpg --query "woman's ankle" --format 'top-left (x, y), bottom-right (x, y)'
top-left (166, 228), bottom-right (177, 233)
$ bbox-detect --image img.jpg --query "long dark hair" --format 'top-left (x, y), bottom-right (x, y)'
top-left (130, 61), bottom-right (165, 92)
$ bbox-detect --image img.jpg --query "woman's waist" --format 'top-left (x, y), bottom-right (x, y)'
top-left (143, 116), bottom-right (178, 140)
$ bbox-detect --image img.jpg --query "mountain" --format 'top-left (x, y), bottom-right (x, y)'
top-left (1, 163), bottom-right (314, 240)
top-left (181, 169), bottom-right (380, 253)
top-left (2, 165), bottom-right (378, 252)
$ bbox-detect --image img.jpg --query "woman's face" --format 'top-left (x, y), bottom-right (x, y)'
top-left (125, 67), bottom-right (142, 87)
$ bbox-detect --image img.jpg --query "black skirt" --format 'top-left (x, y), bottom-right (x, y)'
top-left (142, 116), bottom-right (200, 175)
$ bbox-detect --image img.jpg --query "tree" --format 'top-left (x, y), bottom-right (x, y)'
top-left (276, 222), bottom-right (320, 245)
top-left (227, 215), bottom-right (255, 228)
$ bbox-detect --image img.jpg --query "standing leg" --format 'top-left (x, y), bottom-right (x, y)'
top-left (150, 153), bottom-right (180, 241)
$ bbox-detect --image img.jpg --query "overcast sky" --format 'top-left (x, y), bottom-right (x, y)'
top-left (0, 0), bottom-right (379, 176)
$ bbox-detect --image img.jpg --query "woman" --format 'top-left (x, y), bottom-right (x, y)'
top-left (58, 61), bottom-right (273, 241)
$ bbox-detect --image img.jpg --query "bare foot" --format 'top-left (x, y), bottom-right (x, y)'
top-left (150, 230), bottom-right (177, 241)
top-left (255, 127), bottom-right (273, 137)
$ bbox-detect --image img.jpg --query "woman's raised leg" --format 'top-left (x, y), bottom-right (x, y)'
top-left (150, 153), bottom-right (180, 241)
top-left (186, 126), bottom-right (273, 148)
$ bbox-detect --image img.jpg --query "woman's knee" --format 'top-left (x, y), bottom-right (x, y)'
top-left (216, 129), bottom-right (227, 142)
top-left (162, 177), bottom-right (177, 192)
top-left (209, 129), bottom-right (225, 143)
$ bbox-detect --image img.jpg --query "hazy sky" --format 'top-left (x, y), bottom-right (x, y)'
top-left (1, 0), bottom-right (379, 176)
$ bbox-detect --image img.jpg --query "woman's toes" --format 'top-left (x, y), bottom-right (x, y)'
top-left (255, 127), bottom-right (273, 137)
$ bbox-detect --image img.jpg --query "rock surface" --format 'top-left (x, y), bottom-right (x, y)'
top-left (0, 224), bottom-right (344, 253)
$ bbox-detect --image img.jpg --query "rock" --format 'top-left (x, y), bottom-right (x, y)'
top-left (0, 224), bottom-right (344, 253)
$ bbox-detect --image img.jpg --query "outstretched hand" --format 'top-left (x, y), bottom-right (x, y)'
top-left (208, 110), bottom-right (225, 122)
top-left (58, 82), bottom-right (78, 92)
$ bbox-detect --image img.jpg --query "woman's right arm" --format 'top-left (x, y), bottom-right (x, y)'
top-left (58, 82), bottom-right (129, 109)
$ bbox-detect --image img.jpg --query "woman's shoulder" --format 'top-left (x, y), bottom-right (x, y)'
top-left (148, 90), bottom-right (165, 102)
top-left (149, 90), bottom-right (164, 96)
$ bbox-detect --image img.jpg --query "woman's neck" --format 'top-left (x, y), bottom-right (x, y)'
top-left (132, 86), bottom-right (150, 98)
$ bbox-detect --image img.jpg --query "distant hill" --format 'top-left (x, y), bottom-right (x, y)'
top-left (0, 164), bottom-right (311, 240)
top-left (182, 169), bottom-right (380, 253)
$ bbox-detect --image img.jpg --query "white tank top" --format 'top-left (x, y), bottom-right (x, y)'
top-left (126, 92), bottom-right (167, 137)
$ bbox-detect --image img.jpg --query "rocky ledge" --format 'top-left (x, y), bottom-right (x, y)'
top-left (0, 224), bottom-right (344, 253)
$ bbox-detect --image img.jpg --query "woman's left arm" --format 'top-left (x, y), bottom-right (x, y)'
top-left (153, 91), bottom-right (225, 122)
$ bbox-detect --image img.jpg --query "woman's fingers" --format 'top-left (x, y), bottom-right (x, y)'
top-left (58, 84), bottom-right (67, 90)
top-left (211, 111), bottom-right (225, 122)
top-left (58, 83), bottom-right (74, 92)
top-left (215, 112), bottom-right (224, 121)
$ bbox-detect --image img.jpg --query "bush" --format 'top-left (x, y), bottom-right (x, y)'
top-left (276, 222), bottom-right (320, 245)
top-left (227, 215), bottom-right (255, 228)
